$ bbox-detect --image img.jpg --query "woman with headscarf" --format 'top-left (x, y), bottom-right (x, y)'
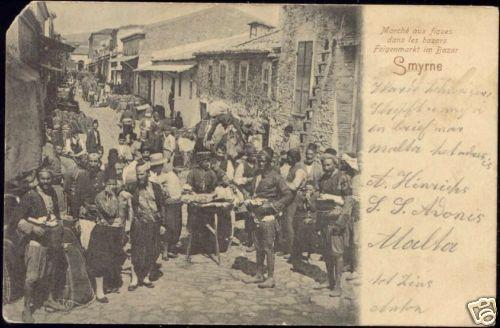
top-left (104, 148), bottom-right (120, 180)
top-left (86, 175), bottom-right (127, 302)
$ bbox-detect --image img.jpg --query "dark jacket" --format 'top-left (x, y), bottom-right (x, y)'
top-left (251, 168), bottom-right (294, 213)
top-left (15, 187), bottom-right (61, 246)
top-left (130, 181), bottom-right (167, 224)
top-left (86, 128), bottom-right (101, 154)
top-left (186, 167), bottom-right (219, 194)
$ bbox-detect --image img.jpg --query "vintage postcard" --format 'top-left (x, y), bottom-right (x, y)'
top-left (3, 2), bottom-right (498, 326)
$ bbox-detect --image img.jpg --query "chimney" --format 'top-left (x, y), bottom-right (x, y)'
top-left (248, 21), bottom-right (274, 40)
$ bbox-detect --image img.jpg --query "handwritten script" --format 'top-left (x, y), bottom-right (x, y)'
top-left (361, 6), bottom-right (497, 326)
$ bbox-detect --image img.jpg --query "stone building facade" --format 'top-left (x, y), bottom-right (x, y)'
top-left (276, 5), bottom-right (361, 154)
top-left (196, 53), bottom-right (278, 118)
top-left (5, 1), bottom-right (73, 181)
top-left (194, 28), bottom-right (282, 147)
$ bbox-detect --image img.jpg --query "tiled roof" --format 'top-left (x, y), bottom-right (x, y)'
top-left (194, 29), bottom-right (282, 56)
top-left (151, 33), bottom-right (248, 61)
top-left (233, 29), bottom-right (281, 51)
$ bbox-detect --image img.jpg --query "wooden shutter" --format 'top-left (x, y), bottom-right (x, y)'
top-left (295, 41), bottom-right (313, 114)
top-left (178, 72), bottom-right (182, 97)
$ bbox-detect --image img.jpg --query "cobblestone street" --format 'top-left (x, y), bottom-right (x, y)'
top-left (3, 98), bottom-right (360, 325)
top-left (4, 242), bottom-right (360, 325)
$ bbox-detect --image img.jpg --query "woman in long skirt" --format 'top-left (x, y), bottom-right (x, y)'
top-left (86, 176), bottom-right (126, 303)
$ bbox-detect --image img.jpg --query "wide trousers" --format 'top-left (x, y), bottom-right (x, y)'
top-left (130, 221), bottom-right (161, 281)
top-left (162, 203), bottom-right (182, 250)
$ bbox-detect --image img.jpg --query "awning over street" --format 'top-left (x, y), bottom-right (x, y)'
top-left (41, 63), bottom-right (63, 72)
top-left (134, 63), bottom-right (195, 73)
top-left (40, 35), bottom-right (75, 53)
top-left (5, 54), bottom-right (43, 182)
top-left (109, 54), bottom-right (139, 63)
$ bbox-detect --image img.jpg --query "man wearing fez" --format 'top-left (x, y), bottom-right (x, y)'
top-left (128, 163), bottom-right (167, 290)
top-left (314, 153), bottom-right (351, 297)
top-left (184, 151), bottom-right (219, 254)
top-left (16, 169), bottom-right (66, 322)
top-left (73, 153), bottom-right (105, 250)
top-left (243, 148), bottom-right (293, 289)
top-left (86, 119), bottom-right (102, 155)
top-left (87, 153), bottom-right (106, 197)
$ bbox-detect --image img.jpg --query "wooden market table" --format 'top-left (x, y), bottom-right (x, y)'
top-left (185, 201), bottom-right (234, 265)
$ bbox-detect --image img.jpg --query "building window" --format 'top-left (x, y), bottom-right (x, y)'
top-left (262, 63), bottom-right (271, 97)
top-left (250, 26), bottom-right (257, 38)
top-left (239, 61), bottom-right (249, 93)
top-left (219, 63), bottom-right (226, 87)
top-left (161, 73), bottom-right (164, 90)
top-left (200, 102), bottom-right (207, 119)
top-left (178, 73), bottom-right (182, 97)
top-left (189, 79), bottom-right (193, 99)
top-left (208, 65), bottom-right (213, 87)
top-left (294, 41), bottom-right (313, 114)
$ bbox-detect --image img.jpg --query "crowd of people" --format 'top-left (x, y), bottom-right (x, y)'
top-left (4, 76), bottom-right (360, 323)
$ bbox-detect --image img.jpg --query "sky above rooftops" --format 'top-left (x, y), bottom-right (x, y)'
top-left (47, 2), bottom-right (280, 36)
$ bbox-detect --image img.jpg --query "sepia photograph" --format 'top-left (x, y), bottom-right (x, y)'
top-left (2, 1), bottom-right (362, 325)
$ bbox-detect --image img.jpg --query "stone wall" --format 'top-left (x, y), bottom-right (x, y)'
top-left (196, 54), bottom-right (278, 140)
top-left (276, 5), bottom-right (360, 153)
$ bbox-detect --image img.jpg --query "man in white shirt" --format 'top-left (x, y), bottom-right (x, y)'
top-left (148, 153), bottom-right (183, 260)
top-left (122, 146), bottom-right (151, 185)
top-left (303, 143), bottom-right (323, 190)
top-left (162, 126), bottom-right (176, 172)
top-left (117, 133), bottom-right (133, 163)
top-left (140, 110), bottom-right (153, 132)
top-left (279, 148), bottom-right (307, 258)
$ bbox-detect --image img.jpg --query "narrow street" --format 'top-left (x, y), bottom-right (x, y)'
top-left (3, 94), bottom-right (360, 325)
